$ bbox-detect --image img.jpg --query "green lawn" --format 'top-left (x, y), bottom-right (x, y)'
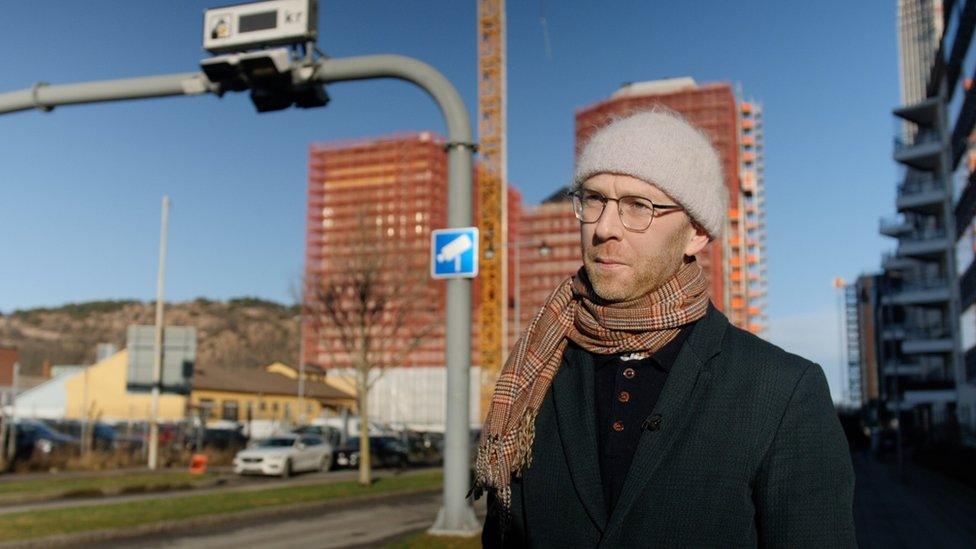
top-left (0, 472), bottom-right (217, 501)
top-left (0, 470), bottom-right (443, 541)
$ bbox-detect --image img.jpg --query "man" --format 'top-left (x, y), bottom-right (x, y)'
top-left (474, 109), bottom-right (856, 547)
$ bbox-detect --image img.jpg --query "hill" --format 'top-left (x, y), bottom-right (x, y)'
top-left (0, 298), bottom-right (299, 375)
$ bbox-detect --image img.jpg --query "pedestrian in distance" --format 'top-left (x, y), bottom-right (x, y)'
top-left (473, 108), bottom-right (856, 547)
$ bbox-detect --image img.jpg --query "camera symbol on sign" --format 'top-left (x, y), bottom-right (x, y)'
top-left (437, 234), bottom-right (473, 272)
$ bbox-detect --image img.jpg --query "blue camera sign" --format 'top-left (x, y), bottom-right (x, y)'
top-left (431, 227), bottom-right (479, 279)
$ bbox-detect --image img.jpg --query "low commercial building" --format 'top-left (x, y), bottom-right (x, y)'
top-left (189, 363), bottom-right (354, 424)
top-left (9, 350), bottom-right (353, 426)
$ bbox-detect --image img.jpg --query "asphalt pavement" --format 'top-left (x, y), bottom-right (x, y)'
top-left (854, 452), bottom-right (976, 548)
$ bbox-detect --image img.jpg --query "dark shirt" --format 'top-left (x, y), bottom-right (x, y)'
top-left (592, 323), bottom-right (694, 515)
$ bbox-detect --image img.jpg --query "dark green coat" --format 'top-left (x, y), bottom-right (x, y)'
top-left (483, 304), bottom-right (856, 548)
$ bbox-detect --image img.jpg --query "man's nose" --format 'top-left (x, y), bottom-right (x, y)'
top-left (593, 201), bottom-right (624, 241)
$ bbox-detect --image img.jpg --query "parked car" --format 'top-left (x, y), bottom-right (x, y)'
top-left (292, 424), bottom-right (341, 448)
top-left (402, 431), bottom-right (443, 466)
top-left (233, 434), bottom-right (332, 477)
top-left (333, 436), bottom-right (409, 469)
top-left (185, 426), bottom-right (248, 452)
top-left (47, 420), bottom-right (142, 452)
top-left (3, 419), bottom-right (79, 468)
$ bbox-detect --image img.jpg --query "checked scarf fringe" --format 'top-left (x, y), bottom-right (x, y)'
top-left (472, 259), bottom-right (710, 514)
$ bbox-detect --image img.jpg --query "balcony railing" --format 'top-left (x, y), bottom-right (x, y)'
top-left (901, 227), bottom-right (947, 243)
top-left (879, 215), bottom-right (912, 235)
top-left (882, 251), bottom-right (915, 270)
top-left (894, 129), bottom-right (941, 152)
top-left (897, 176), bottom-right (944, 197)
top-left (905, 324), bottom-right (951, 339)
top-left (896, 277), bottom-right (949, 293)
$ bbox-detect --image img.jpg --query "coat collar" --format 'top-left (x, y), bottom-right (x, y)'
top-left (550, 302), bottom-right (730, 539)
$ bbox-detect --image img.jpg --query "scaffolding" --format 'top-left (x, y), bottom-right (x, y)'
top-left (846, 283), bottom-right (862, 408)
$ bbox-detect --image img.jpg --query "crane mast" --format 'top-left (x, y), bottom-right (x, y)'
top-left (477, 0), bottom-right (507, 416)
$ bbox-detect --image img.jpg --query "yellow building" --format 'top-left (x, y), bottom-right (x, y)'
top-left (62, 352), bottom-right (354, 424)
top-left (64, 350), bottom-right (186, 422)
top-left (189, 363), bottom-right (354, 423)
top-left (263, 361), bottom-right (327, 383)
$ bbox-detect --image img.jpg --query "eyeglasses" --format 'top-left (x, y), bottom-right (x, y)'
top-left (568, 189), bottom-right (682, 232)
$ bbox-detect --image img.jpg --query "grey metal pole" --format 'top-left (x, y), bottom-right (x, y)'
top-left (6, 363), bottom-right (19, 463)
top-left (298, 314), bottom-right (306, 425)
top-left (0, 73), bottom-right (215, 115)
top-left (312, 55), bottom-right (478, 535)
top-left (0, 53), bottom-right (478, 535)
top-left (149, 196), bottom-right (170, 470)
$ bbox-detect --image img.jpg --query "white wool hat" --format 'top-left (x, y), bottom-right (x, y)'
top-left (573, 109), bottom-right (727, 238)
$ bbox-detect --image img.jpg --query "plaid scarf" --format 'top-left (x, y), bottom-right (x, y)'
top-left (473, 259), bottom-right (710, 510)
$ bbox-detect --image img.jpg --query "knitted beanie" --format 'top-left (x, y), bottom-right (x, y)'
top-left (574, 109), bottom-right (727, 238)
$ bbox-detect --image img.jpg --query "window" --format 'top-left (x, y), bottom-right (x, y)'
top-left (199, 398), bottom-right (215, 420)
top-left (221, 400), bottom-right (239, 422)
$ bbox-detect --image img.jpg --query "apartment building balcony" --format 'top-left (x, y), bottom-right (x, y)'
top-left (902, 387), bottom-right (957, 407)
top-left (901, 325), bottom-right (955, 354)
top-left (893, 129), bottom-right (943, 170)
top-left (896, 228), bottom-right (951, 259)
top-left (879, 215), bottom-right (913, 237)
top-left (881, 324), bottom-right (906, 341)
top-left (882, 278), bottom-right (951, 306)
top-left (893, 96), bottom-right (940, 127)
top-left (896, 176), bottom-right (947, 212)
top-left (882, 252), bottom-right (915, 272)
top-left (882, 362), bottom-right (924, 378)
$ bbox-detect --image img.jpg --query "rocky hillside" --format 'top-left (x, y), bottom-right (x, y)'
top-left (0, 298), bottom-right (299, 375)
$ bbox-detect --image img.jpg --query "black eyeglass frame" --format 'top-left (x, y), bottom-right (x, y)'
top-left (567, 189), bottom-right (683, 232)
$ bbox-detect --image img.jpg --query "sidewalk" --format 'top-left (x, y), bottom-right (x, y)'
top-left (853, 453), bottom-right (976, 548)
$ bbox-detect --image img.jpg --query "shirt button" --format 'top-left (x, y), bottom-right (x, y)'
top-left (612, 421), bottom-right (624, 432)
top-left (618, 391), bottom-right (631, 403)
top-left (622, 367), bottom-right (636, 379)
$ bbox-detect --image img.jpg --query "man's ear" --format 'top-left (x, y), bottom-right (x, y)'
top-left (684, 223), bottom-right (710, 257)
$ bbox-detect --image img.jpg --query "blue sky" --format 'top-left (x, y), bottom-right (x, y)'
top-left (0, 1), bottom-right (899, 401)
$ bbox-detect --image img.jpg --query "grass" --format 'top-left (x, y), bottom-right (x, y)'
top-left (0, 470), bottom-right (443, 541)
top-left (388, 531), bottom-right (481, 548)
top-left (0, 472), bottom-right (217, 501)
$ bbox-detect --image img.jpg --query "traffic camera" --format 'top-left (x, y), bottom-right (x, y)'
top-left (199, 0), bottom-right (327, 113)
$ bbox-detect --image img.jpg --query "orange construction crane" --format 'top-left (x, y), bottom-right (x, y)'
top-left (477, 0), bottom-right (507, 417)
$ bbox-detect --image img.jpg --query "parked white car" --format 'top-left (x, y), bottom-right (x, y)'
top-left (233, 434), bottom-right (332, 477)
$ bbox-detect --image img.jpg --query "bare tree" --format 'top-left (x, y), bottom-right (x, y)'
top-left (302, 212), bottom-right (437, 486)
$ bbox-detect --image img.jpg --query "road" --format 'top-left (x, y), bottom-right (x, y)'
top-left (93, 490), bottom-right (487, 549)
top-left (854, 452), bottom-right (976, 548)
